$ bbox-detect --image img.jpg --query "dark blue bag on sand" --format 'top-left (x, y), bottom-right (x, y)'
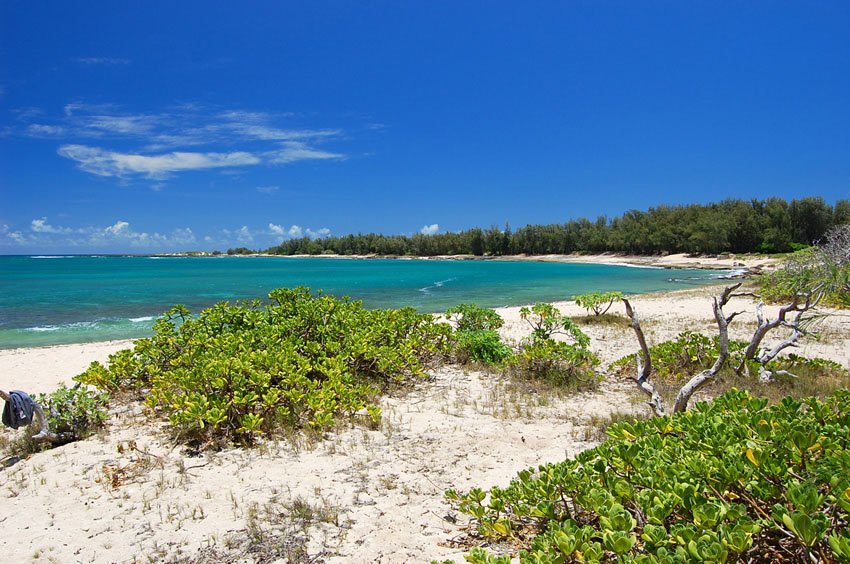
top-left (2, 390), bottom-right (37, 429)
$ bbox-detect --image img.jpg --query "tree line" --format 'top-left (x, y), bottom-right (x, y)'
top-left (250, 197), bottom-right (849, 257)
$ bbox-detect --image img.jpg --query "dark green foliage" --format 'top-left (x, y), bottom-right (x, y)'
top-left (226, 247), bottom-right (255, 255)
top-left (36, 384), bottom-right (109, 440)
top-left (75, 287), bottom-right (452, 445)
top-left (445, 303), bottom-right (505, 332)
top-left (264, 197), bottom-right (845, 257)
top-left (446, 389), bottom-right (850, 562)
top-left (455, 330), bottom-right (513, 365)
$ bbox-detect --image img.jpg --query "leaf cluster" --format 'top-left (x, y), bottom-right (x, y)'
top-left (520, 303), bottom-right (590, 346)
top-left (76, 287), bottom-right (452, 445)
top-left (575, 292), bottom-right (624, 317)
top-left (446, 303), bottom-right (505, 332)
top-left (446, 389), bottom-right (850, 562)
top-left (36, 384), bottom-right (109, 440)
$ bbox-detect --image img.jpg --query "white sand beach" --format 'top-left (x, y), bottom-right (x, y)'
top-left (1, 284), bottom-right (848, 563)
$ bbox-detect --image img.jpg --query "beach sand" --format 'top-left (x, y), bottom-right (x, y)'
top-left (1, 284), bottom-right (847, 562)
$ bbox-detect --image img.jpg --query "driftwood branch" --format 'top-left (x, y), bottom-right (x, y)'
top-left (622, 298), bottom-right (666, 417)
top-left (671, 283), bottom-right (740, 413)
top-left (736, 286), bottom-right (824, 380)
top-left (624, 283), bottom-right (742, 417)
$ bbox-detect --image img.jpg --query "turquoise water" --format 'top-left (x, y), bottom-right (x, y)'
top-left (0, 255), bottom-right (731, 349)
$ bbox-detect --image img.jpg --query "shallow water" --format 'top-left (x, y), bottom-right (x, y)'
top-left (0, 255), bottom-right (729, 348)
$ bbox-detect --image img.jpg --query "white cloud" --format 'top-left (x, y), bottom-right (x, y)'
top-left (58, 145), bottom-right (260, 179)
top-left (84, 115), bottom-right (156, 136)
top-left (105, 220), bottom-right (129, 235)
top-left (256, 185), bottom-right (280, 194)
top-left (236, 226), bottom-right (253, 244)
top-left (267, 141), bottom-right (344, 164)
top-left (73, 57), bottom-right (130, 65)
top-left (1, 218), bottom-right (198, 251)
top-left (19, 103), bottom-right (349, 182)
top-left (420, 223), bottom-right (440, 235)
top-left (26, 124), bottom-right (66, 137)
top-left (306, 227), bottom-right (331, 239)
top-left (31, 217), bottom-right (72, 234)
top-left (266, 224), bottom-right (329, 240)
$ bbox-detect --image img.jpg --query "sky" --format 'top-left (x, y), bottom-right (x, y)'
top-left (1, 1), bottom-right (849, 253)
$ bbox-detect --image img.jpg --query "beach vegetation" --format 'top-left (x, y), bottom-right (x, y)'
top-left (618, 284), bottom-right (839, 416)
top-left (575, 291), bottom-right (624, 316)
top-left (519, 303), bottom-right (589, 345)
top-left (35, 384), bottom-right (110, 441)
top-left (759, 224), bottom-right (850, 308)
top-left (74, 287), bottom-right (452, 446)
top-left (444, 388), bottom-right (850, 562)
top-left (445, 303), bottom-right (505, 332)
top-left (454, 330), bottom-right (512, 366)
top-left (506, 338), bottom-right (600, 390)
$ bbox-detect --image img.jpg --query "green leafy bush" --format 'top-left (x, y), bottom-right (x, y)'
top-left (455, 330), bottom-right (513, 365)
top-left (519, 303), bottom-right (590, 346)
top-left (575, 291), bottom-right (624, 316)
top-left (506, 339), bottom-right (600, 389)
top-left (445, 389), bottom-right (850, 562)
top-left (35, 384), bottom-right (110, 440)
top-left (76, 287), bottom-right (452, 445)
top-left (445, 303), bottom-right (505, 332)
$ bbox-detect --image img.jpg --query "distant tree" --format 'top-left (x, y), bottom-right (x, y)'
top-left (790, 196), bottom-right (833, 245)
top-left (226, 247), bottom-right (255, 255)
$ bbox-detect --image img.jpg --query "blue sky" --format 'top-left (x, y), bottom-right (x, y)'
top-left (1, 1), bottom-right (848, 253)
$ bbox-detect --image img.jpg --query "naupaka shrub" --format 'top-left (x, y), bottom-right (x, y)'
top-left (76, 287), bottom-right (452, 445)
top-left (444, 389), bottom-right (850, 562)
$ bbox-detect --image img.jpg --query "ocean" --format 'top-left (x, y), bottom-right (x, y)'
top-left (0, 255), bottom-right (733, 349)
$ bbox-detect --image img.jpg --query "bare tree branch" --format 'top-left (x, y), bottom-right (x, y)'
top-left (622, 298), bottom-right (666, 417)
top-left (736, 286), bottom-right (824, 378)
top-left (671, 284), bottom-right (739, 413)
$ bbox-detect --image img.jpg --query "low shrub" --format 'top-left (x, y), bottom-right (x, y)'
top-left (575, 291), bottom-right (623, 317)
top-left (445, 389), bottom-right (850, 562)
top-left (519, 303), bottom-right (590, 346)
top-left (445, 303), bottom-right (505, 332)
top-left (455, 330), bottom-right (512, 365)
top-left (75, 287), bottom-right (453, 446)
top-left (506, 338), bottom-right (600, 389)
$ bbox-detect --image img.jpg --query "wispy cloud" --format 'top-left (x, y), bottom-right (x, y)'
top-left (58, 145), bottom-right (260, 179)
top-left (267, 141), bottom-right (344, 164)
top-left (256, 185), bottom-right (280, 194)
top-left (26, 124), bottom-right (67, 137)
top-left (420, 223), bottom-right (439, 235)
top-left (16, 103), bottom-right (349, 182)
top-left (73, 57), bottom-right (130, 65)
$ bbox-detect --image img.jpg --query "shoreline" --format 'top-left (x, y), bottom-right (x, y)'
top-left (215, 251), bottom-right (781, 272)
top-left (1, 287), bottom-right (848, 562)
